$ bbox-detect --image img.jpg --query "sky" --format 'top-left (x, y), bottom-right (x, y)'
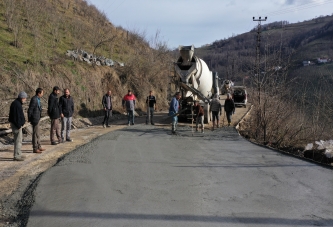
top-left (90, 0), bottom-right (333, 49)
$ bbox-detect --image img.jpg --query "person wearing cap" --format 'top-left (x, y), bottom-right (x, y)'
top-left (48, 86), bottom-right (61, 145)
top-left (28, 88), bottom-right (45, 153)
top-left (210, 94), bottom-right (222, 130)
top-left (193, 100), bottom-right (205, 133)
top-left (122, 90), bottom-right (136, 126)
top-left (8, 92), bottom-right (27, 161)
top-left (169, 92), bottom-right (181, 134)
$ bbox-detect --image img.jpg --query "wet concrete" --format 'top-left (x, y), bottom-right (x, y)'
top-left (25, 124), bottom-right (333, 227)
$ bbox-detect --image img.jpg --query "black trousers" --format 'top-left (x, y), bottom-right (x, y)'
top-left (226, 111), bottom-right (233, 123)
top-left (103, 109), bottom-right (112, 125)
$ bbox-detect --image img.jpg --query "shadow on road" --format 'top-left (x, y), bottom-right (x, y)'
top-left (28, 210), bottom-right (333, 225)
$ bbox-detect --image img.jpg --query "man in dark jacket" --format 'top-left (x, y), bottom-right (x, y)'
top-left (28, 88), bottom-right (45, 153)
top-left (102, 90), bottom-right (112, 128)
top-left (146, 90), bottom-right (157, 125)
top-left (224, 93), bottom-right (235, 126)
top-left (48, 86), bottom-right (61, 145)
top-left (9, 92), bottom-right (27, 161)
top-left (59, 88), bottom-right (74, 142)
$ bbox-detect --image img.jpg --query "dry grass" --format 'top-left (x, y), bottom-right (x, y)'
top-left (0, 0), bottom-right (172, 119)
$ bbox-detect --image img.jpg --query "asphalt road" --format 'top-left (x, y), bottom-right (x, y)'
top-left (26, 124), bottom-right (333, 227)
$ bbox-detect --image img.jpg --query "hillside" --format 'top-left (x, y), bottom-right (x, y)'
top-left (196, 15), bottom-right (333, 84)
top-left (0, 0), bottom-right (171, 118)
top-left (194, 15), bottom-right (333, 150)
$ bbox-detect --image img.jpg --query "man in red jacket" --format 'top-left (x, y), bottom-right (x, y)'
top-left (122, 90), bottom-right (136, 126)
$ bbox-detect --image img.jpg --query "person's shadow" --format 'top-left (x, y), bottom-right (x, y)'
top-left (0, 157), bottom-right (14, 161)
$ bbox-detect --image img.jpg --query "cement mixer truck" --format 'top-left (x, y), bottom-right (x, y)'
top-left (170, 45), bottom-right (219, 123)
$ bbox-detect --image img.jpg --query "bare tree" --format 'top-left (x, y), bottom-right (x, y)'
top-left (3, 0), bottom-right (16, 32)
top-left (3, 0), bottom-right (23, 47)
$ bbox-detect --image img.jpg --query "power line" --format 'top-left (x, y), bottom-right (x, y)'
top-left (253, 16), bottom-right (267, 106)
top-left (107, 0), bottom-right (127, 13)
top-left (268, 0), bottom-right (333, 17)
top-left (269, 0), bottom-right (333, 15)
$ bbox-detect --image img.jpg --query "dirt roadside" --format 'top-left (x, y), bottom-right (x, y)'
top-left (0, 97), bottom-right (250, 226)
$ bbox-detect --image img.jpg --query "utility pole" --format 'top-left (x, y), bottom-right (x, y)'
top-left (253, 16), bottom-right (267, 139)
top-left (253, 16), bottom-right (267, 105)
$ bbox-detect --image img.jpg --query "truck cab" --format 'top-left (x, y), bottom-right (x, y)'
top-left (232, 86), bottom-right (247, 107)
top-left (172, 45), bottom-right (220, 123)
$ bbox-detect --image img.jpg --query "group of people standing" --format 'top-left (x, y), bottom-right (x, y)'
top-left (8, 87), bottom-right (74, 161)
top-left (210, 93), bottom-right (235, 128)
top-left (168, 92), bottom-right (235, 134)
top-left (118, 89), bottom-right (156, 127)
top-left (8, 88), bottom-right (157, 161)
top-left (8, 87), bottom-right (234, 160)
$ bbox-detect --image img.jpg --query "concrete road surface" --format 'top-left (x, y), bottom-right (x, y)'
top-left (26, 125), bottom-right (333, 227)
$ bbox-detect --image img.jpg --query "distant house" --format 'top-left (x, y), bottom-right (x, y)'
top-left (303, 61), bottom-right (310, 66)
top-left (317, 58), bottom-right (328, 64)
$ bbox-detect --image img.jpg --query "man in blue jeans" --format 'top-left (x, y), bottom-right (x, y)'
top-left (122, 90), bottom-right (136, 126)
top-left (59, 88), bottom-right (74, 142)
top-left (169, 92), bottom-right (181, 134)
